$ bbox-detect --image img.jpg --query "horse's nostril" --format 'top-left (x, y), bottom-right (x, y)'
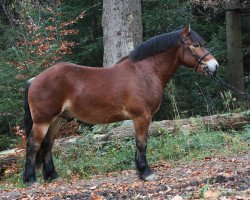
top-left (215, 64), bottom-right (219, 70)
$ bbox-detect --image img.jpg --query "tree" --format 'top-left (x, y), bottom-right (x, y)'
top-left (102, 0), bottom-right (142, 66)
top-left (226, 0), bottom-right (244, 93)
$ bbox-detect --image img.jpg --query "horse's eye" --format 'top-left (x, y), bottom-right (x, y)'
top-left (193, 44), bottom-right (200, 48)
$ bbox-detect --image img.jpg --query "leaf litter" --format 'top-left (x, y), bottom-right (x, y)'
top-left (0, 152), bottom-right (249, 199)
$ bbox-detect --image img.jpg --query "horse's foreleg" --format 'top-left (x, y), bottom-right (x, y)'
top-left (133, 114), bottom-right (156, 181)
top-left (41, 118), bottom-right (62, 182)
top-left (23, 123), bottom-right (49, 186)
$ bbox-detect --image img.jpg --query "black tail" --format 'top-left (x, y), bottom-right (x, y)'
top-left (24, 79), bottom-right (33, 138)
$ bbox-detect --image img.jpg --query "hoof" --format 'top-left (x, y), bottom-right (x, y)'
top-left (23, 175), bottom-right (38, 187)
top-left (142, 173), bottom-right (157, 181)
top-left (138, 168), bottom-right (157, 181)
top-left (44, 171), bottom-right (60, 182)
top-left (26, 181), bottom-right (40, 187)
top-left (140, 173), bottom-right (157, 181)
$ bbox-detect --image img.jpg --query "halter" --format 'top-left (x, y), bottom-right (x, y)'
top-left (181, 35), bottom-right (250, 100)
top-left (181, 35), bottom-right (211, 72)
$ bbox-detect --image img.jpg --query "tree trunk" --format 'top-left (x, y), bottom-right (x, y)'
top-left (226, 0), bottom-right (244, 93)
top-left (102, 0), bottom-right (142, 66)
top-left (242, 14), bottom-right (250, 82)
top-left (93, 111), bottom-right (250, 142)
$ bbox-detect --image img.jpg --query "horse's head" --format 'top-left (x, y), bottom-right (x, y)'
top-left (180, 25), bottom-right (219, 76)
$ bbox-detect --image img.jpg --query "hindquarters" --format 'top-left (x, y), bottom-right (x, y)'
top-left (28, 65), bottom-right (74, 124)
top-left (23, 64), bottom-right (73, 185)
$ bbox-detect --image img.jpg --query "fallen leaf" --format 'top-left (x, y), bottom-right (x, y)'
top-left (171, 195), bottom-right (183, 200)
top-left (165, 185), bottom-right (172, 193)
top-left (205, 156), bottom-right (212, 161)
top-left (91, 193), bottom-right (103, 200)
top-left (192, 170), bottom-right (202, 175)
top-left (89, 185), bottom-right (98, 190)
top-left (220, 196), bottom-right (230, 200)
top-left (204, 189), bottom-right (220, 199)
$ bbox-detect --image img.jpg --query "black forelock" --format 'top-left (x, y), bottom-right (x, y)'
top-left (129, 29), bottom-right (204, 62)
top-left (189, 30), bottom-right (205, 45)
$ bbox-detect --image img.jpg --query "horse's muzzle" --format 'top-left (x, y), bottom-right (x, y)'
top-left (204, 59), bottom-right (219, 76)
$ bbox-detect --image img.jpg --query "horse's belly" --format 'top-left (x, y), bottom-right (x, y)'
top-left (72, 107), bottom-right (132, 124)
top-left (77, 113), bottom-right (131, 124)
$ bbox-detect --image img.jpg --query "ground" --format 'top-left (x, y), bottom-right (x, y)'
top-left (0, 152), bottom-right (249, 200)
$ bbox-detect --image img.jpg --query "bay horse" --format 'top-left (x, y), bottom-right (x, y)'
top-left (23, 25), bottom-right (219, 186)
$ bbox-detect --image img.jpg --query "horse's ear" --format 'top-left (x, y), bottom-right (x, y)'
top-left (181, 24), bottom-right (191, 38)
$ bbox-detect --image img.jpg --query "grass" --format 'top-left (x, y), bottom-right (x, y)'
top-left (0, 125), bottom-right (249, 189)
top-left (0, 134), bottom-right (20, 151)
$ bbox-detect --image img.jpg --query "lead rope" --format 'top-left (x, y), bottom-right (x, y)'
top-left (212, 74), bottom-right (250, 100)
top-left (194, 76), bottom-right (212, 115)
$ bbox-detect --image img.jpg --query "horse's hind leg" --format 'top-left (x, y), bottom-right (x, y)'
top-left (23, 123), bottom-right (49, 186)
top-left (133, 113), bottom-right (156, 181)
top-left (41, 117), bottom-right (62, 182)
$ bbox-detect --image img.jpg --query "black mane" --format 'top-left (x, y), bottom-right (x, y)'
top-left (129, 29), bottom-right (204, 62)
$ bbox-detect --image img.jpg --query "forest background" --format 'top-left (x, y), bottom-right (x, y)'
top-left (0, 0), bottom-right (249, 151)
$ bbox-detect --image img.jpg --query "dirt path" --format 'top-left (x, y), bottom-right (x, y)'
top-left (1, 152), bottom-right (249, 199)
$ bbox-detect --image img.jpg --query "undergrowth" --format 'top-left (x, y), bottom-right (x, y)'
top-left (0, 125), bottom-right (249, 189)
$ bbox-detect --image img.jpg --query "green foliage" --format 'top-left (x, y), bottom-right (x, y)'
top-left (0, 135), bottom-right (19, 151)
top-left (0, 126), bottom-right (249, 188)
top-left (0, 60), bottom-right (23, 150)
top-left (60, 0), bottom-right (103, 66)
top-left (54, 138), bottom-right (135, 179)
top-left (0, 23), bottom-right (16, 50)
top-left (142, 0), bottom-right (191, 36)
top-left (0, 56), bottom-right (24, 134)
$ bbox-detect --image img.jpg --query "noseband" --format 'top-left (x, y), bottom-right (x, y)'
top-left (181, 36), bottom-right (211, 72)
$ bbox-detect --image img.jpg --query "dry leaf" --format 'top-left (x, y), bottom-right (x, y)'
top-left (89, 185), bottom-right (98, 190)
top-left (165, 185), bottom-right (172, 193)
top-left (205, 156), bottom-right (212, 161)
top-left (204, 189), bottom-right (220, 199)
top-left (171, 195), bottom-right (183, 200)
top-left (91, 193), bottom-right (103, 200)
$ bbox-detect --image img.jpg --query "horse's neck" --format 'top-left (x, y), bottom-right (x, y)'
top-left (144, 47), bottom-right (181, 88)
